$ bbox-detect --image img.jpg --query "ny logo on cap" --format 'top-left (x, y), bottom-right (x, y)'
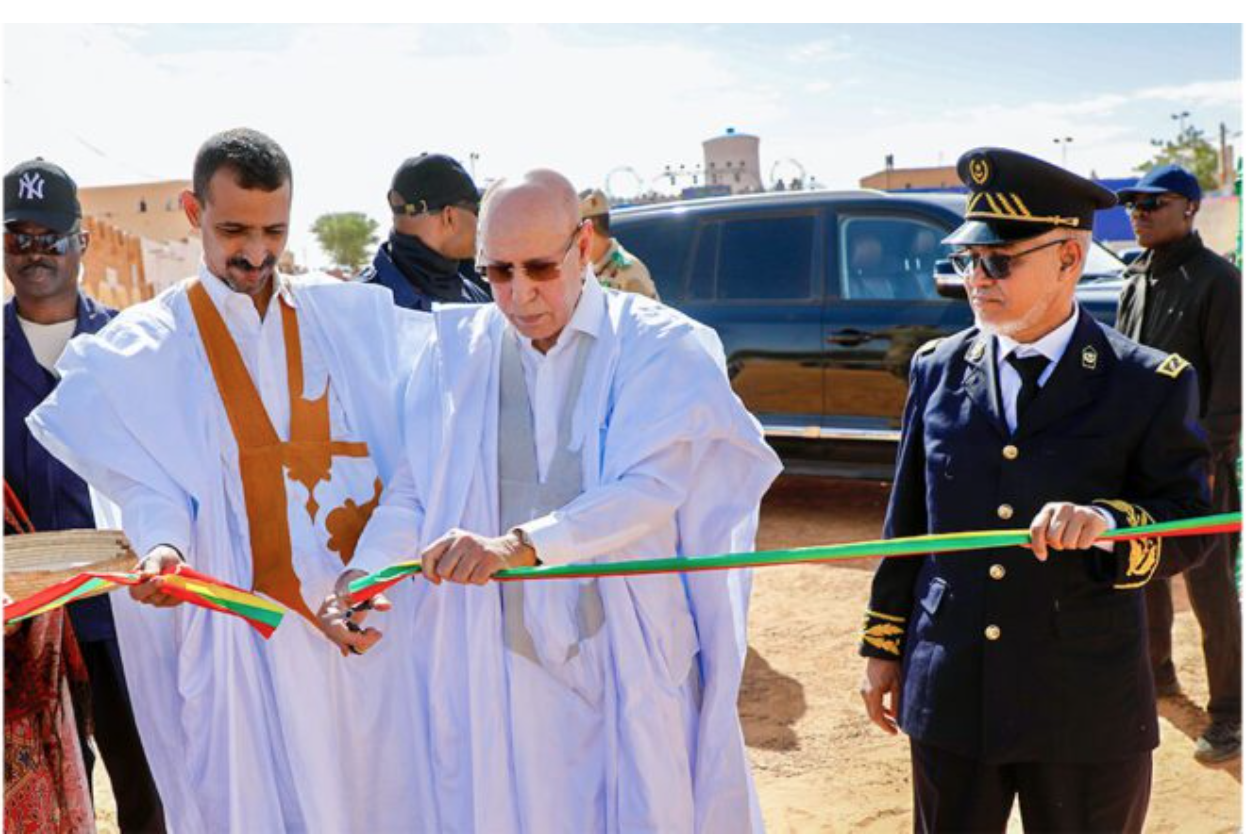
top-left (17, 172), bottom-right (45, 201)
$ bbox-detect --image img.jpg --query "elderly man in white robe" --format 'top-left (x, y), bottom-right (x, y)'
top-left (318, 169), bottom-right (783, 833)
top-left (28, 128), bottom-right (427, 833)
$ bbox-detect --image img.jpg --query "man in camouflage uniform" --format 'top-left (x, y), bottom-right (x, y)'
top-left (578, 188), bottom-right (660, 300)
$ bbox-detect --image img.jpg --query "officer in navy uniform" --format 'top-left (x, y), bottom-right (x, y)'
top-left (858, 148), bottom-right (1213, 833)
top-left (356, 153), bottom-right (490, 312)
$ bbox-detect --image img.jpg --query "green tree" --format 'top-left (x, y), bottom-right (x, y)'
top-left (1136, 125), bottom-right (1221, 191)
top-left (311, 212), bottom-right (379, 272)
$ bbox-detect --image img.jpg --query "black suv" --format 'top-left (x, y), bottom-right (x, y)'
top-left (612, 190), bottom-right (1127, 480)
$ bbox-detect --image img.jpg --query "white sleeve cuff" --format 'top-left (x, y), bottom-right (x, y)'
top-left (1091, 505), bottom-right (1116, 553)
top-left (520, 513), bottom-right (576, 567)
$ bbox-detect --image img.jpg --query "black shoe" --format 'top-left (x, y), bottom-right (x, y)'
top-left (1194, 720), bottom-right (1241, 764)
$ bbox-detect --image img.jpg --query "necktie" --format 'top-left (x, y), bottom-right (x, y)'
top-left (1008, 352), bottom-right (1049, 421)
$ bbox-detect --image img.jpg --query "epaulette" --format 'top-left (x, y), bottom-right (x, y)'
top-left (1156, 353), bottom-right (1191, 379)
top-left (916, 337), bottom-right (942, 357)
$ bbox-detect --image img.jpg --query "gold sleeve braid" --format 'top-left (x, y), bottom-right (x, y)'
top-left (861, 610), bottom-right (907, 658)
top-left (1094, 498), bottom-right (1161, 588)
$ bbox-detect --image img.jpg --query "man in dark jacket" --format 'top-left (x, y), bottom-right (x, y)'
top-left (859, 148), bottom-right (1212, 832)
top-left (356, 153), bottom-right (490, 311)
top-left (1116, 163), bottom-right (1242, 764)
top-left (4, 158), bottom-right (165, 830)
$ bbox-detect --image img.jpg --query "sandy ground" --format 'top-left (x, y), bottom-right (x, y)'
top-left (90, 476), bottom-right (1240, 833)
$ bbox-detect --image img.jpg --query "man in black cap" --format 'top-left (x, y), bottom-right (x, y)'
top-left (1116, 163), bottom-right (1242, 763)
top-left (356, 153), bottom-right (490, 311)
top-left (858, 147), bottom-right (1212, 832)
top-left (4, 158), bottom-right (165, 831)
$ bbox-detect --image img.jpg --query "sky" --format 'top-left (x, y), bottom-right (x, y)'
top-left (3, 23), bottom-right (1241, 268)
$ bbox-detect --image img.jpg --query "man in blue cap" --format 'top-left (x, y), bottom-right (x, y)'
top-left (858, 147), bottom-right (1212, 832)
top-left (1117, 163), bottom-right (1242, 763)
top-left (4, 158), bottom-right (165, 831)
top-left (356, 153), bottom-right (490, 312)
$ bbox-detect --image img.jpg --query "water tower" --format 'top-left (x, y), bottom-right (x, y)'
top-left (703, 128), bottom-right (762, 194)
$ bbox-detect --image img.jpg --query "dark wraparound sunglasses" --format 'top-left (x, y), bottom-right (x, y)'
top-left (1124, 196), bottom-right (1175, 214)
top-left (950, 238), bottom-right (1072, 281)
top-left (4, 230), bottom-right (86, 257)
top-left (477, 222), bottom-right (583, 284)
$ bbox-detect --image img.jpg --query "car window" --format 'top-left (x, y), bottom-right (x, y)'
top-left (1083, 240), bottom-right (1127, 279)
top-left (698, 214), bottom-right (815, 301)
top-left (840, 217), bottom-right (951, 301)
top-left (688, 222), bottom-right (719, 300)
top-left (611, 217), bottom-right (694, 301)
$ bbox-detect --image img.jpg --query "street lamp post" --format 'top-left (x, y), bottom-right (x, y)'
top-left (1172, 111), bottom-right (1191, 136)
top-left (1053, 137), bottom-right (1074, 168)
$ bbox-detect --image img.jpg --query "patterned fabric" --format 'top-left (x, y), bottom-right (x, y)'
top-left (4, 611), bottom-right (94, 833)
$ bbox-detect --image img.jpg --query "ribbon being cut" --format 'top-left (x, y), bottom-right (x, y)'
top-left (3, 529), bottom-right (285, 637)
top-left (9, 514), bottom-right (1235, 632)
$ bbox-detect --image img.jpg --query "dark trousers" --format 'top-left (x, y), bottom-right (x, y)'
top-left (910, 739), bottom-right (1152, 833)
top-left (78, 637), bottom-right (166, 833)
top-left (1146, 455), bottom-right (1241, 723)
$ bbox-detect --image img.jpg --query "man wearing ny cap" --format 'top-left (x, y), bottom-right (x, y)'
top-left (1116, 163), bottom-right (1242, 763)
top-left (356, 153), bottom-right (490, 312)
top-left (578, 188), bottom-right (660, 300)
top-left (3, 158), bottom-right (166, 832)
top-left (858, 147), bottom-right (1212, 832)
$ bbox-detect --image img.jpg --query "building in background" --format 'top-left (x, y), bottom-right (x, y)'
top-left (704, 128), bottom-right (762, 194)
top-left (859, 161), bottom-right (958, 191)
top-left (79, 180), bottom-right (196, 243)
top-left (73, 179), bottom-right (202, 304)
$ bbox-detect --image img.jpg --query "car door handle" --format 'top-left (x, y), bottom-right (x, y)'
top-left (827, 329), bottom-right (874, 346)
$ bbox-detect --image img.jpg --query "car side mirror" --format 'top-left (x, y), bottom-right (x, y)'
top-left (934, 259), bottom-right (967, 300)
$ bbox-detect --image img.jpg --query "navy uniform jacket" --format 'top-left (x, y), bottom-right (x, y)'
top-left (357, 240), bottom-right (490, 312)
top-left (4, 293), bottom-right (116, 641)
top-left (861, 307), bottom-right (1212, 764)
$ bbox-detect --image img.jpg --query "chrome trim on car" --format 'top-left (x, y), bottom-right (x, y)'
top-left (764, 425), bottom-right (902, 443)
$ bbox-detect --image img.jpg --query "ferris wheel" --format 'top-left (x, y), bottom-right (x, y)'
top-left (605, 166), bottom-right (645, 199)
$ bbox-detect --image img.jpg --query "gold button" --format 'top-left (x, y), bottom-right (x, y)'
top-left (1002, 445), bottom-right (1019, 460)
top-left (985, 625), bottom-right (1002, 641)
top-left (997, 504), bottom-right (1014, 520)
top-left (989, 564), bottom-right (1006, 580)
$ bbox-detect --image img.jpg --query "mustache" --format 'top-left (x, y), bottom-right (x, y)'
top-left (17, 259), bottom-right (57, 275)
top-left (226, 254), bottom-right (277, 273)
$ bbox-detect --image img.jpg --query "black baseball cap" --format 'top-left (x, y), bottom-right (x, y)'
top-left (943, 147), bottom-right (1117, 246)
top-left (4, 158), bottom-right (82, 233)
top-left (1116, 163), bottom-right (1202, 204)
top-left (389, 153), bottom-right (479, 216)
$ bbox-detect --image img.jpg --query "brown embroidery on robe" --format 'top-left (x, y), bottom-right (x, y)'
top-left (188, 280), bottom-right (378, 623)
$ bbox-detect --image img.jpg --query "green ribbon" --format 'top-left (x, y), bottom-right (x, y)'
top-left (347, 511), bottom-right (1241, 601)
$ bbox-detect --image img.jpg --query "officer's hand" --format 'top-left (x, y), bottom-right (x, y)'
top-left (1028, 502), bottom-right (1110, 561)
top-left (421, 529), bottom-right (535, 586)
top-left (129, 545), bottom-right (187, 607)
top-left (860, 658), bottom-right (902, 735)
top-left (315, 569), bottom-right (391, 657)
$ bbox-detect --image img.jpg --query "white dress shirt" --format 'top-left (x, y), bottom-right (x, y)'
top-left (515, 271), bottom-right (605, 482)
top-left (991, 303), bottom-right (1115, 538)
top-left (994, 303), bottom-right (1080, 435)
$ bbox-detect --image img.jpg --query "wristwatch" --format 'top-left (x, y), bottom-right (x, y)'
top-left (509, 527), bottom-right (542, 567)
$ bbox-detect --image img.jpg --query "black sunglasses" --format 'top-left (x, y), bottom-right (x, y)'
top-left (4, 230), bottom-right (86, 257)
top-left (477, 222), bottom-right (583, 284)
top-left (950, 238), bottom-right (1072, 281)
top-left (1124, 196), bottom-right (1174, 214)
